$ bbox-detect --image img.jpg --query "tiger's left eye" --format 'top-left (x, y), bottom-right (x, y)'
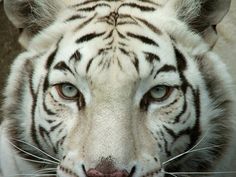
top-left (56, 83), bottom-right (80, 100)
top-left (149, 85), bottom-right (173, 101)
top-left (140, 85), bottom-right (174, 110)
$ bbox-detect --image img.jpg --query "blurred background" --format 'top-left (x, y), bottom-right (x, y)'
top-left (0, 3), bottom-right (21, 103)
top-left (0, 1), bottom-right (235, 111)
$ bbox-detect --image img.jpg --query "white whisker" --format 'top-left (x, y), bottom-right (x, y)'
top-left (5, 174), bottom-right (56, 177)
top-left (169, 171), bottom-right (236, 175)
top-left (162, 144), bottom-right (224, 166)
top-left (18, 156), bottom-right (55, 165)
top-left (33, 167), bottom-right (57, 174)
top-left (11, 138), bottom-right (60, 162)
top-left (161, 171), bottom-right (178, 177)
top-left (162, 129), bottom-right (211, 166)
top-left (7, 140), bottom-right (59, 165)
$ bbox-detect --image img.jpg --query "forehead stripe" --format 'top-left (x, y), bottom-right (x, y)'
top-left (54, 61), bottom-right (75, 76)
top-left (127, 32), bottom-right (159, 47)
top-left (73, 0), bottom-right (100, 7)
top-left (154, 65), bottom-right (177, 79)
top-left (77, 3), bottom-right (111, 12)
top-left (75, 13), bottom-right (97, 32)
top-left (76, 32), bottom-right (105, 44)
top-left (66, 14), bottom-right (85, 22)
top-left (119, 3), bottom-right (156, 11)
top-left (136, 17), bottom-right (162, 35)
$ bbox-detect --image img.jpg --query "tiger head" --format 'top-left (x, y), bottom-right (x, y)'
top-left (2, 0), bottom-right (235, 177)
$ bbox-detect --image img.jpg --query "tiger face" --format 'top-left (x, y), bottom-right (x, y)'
top-left (43, 11), bottom-right (201, 176)
top-left (1, 0), bottom-right (235, 177)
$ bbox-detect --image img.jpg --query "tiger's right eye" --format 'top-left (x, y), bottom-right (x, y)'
top-left (55, 83), bottom-right (80, 100)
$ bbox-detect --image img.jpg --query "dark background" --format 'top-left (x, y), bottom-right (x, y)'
top-left (0, 4), bottom-right (21, 101)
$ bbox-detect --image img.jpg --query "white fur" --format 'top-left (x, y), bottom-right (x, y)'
top-left (1, 1), bottom-right (236, 177)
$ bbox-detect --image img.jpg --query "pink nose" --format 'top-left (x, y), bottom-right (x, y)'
top-left (86, 169), bottom-right (129, 177)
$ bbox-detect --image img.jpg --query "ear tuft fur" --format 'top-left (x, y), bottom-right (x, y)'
top-left (4, 0), bottom-right (65, 47)
top-left (176, 0), bottom-right (231, 47)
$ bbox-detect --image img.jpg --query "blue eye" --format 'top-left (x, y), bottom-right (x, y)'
top-left (56, 83), bottom-right (79, 100)
top-left (149, 85), bottom-right (173, 101)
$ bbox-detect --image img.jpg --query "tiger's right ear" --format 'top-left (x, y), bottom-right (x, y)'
top-left (4, 0), bottom-right (62, 48)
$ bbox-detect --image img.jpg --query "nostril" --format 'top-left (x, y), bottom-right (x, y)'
top-left (86, 169), bottom-right (129, 177)
top-left (83, 158), bottom-right (136, 177)
top-left (128, 166), bottom-right (136, 177)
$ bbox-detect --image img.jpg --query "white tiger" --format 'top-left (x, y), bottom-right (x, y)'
top-left (0, 0), bottom-right (236, 177)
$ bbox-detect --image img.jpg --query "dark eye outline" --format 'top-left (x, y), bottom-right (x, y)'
top-left (140, 85), bottom-right (174, 110)
top-left (55, 83), bottom-right (81, 100)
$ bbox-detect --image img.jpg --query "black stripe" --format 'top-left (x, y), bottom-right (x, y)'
top-left (50, 122), bottom-right (63, 132)
top-left (173, 45), bottom-right (189, 94)
top-left (43, 96), bottom-right (57, 116)
top-left (119, 47), bottom-right (130, 56)
top-left (107, 39), bottom-right (114, 46)
top-left (189, 88), bottom-right (201, 150)
top-left (174, 97), bottom-right (187, 123)
top-left (30, 72), bottom-right (41, 148)
top-left (133, 56), bottom-right (139, 73)
top-left (160, 130), bottom-right (171, 156)
top-left (54, 61), bottom-right (74, 75)
top-left (45, 37), bottom-right (62, 69)
top-left (117, 58), bottom-right (123, 70)
top-left (144, 52), bottom-right (160, 63)
top-left (194, 89), bottom-right (201, 120)
top-left (118, 42), bottom-right (127, 47)
top-left (75, 13), bottom-right (97, 31)
top-left (117, 21), bottom-right (138, 26)
top-left (98, 47), bottom-right (112, 55)
top-left (174, 47), bottom-right (187, 71)
top-left (136, 17), bottom-right (162, 35)
top-left (46, 119), bottom-right (56, 124)
top-left (104, 30), bottom-right (114, 40)
top-left (43, 75), bottom-right (49, 93)
top-left (166, 98), bottom-right (179, 108)
top-left (66, 14), bottom-right (85, 21)
top-left (77, 95), bottom-right (86, 110)
top-left (163, 126), bottom-right (177, 139)
top-left (117, 30), bottom-right (126, 39)
top-left (56, 135), bottom-right (66, 150)
top-left (119, 3), bottom-right (155, 11)
top-left (76, 32), bottom-right (105, 43)
top-left (154, 65), bottom-right (177, 79)
top-left (73, 0), bottom-right (117, 7)
top-left (45, 48), bottom-right (58, 69)
top-left (86, 58), bottom-right (94, 73)
top-left (77, 3), bottom-right (110, 11)
top-left (73, 0), bottom-right (100, 7)
top-left (39, 126), bottom-right (57, 154)
top-left (127, 32), bottom-right (159, 46)
top-left (70, 50), bottom-right (81, 62)
top-left (138, 0), bottom-right (161, 6)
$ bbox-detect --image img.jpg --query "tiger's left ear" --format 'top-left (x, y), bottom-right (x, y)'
top-left (178, 0), bottom-right (231, 47)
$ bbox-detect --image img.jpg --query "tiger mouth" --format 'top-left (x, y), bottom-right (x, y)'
top-left (58, 164), bottom-right (164, 177)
